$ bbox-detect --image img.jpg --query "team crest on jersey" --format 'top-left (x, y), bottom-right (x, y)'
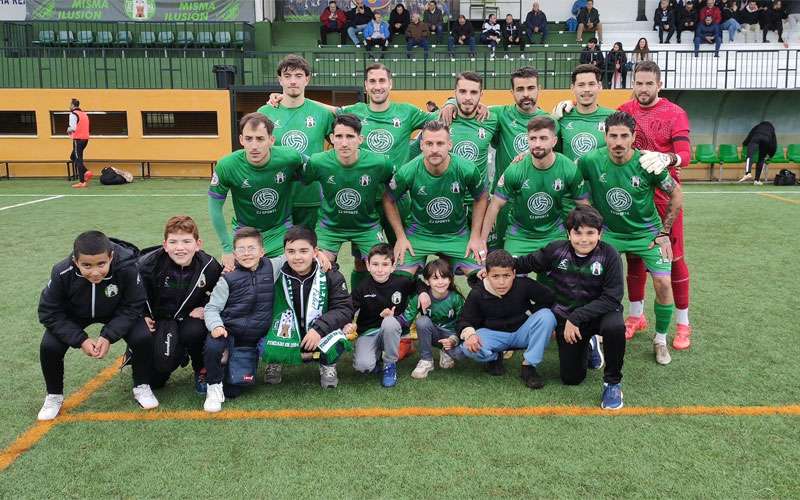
top-left (391, 291), bottom-right (402, 305)
top-left (478, 128), bottom-right (486, 139)
top-left (198, 273), bottom-right (207, 288)
top-left (275, 172), bottom-right (286, 184)
top-left (210, 172), bottom-right (219, 186)
top-left (631, 176), bottom-right (641, 188)
top-left (306, 116), bottom-right (315, 128)
top-left (105, 284), bottom-right (118, 298)
top-left (557, 259), bottom-right (569, 271)
top-left (553, 178), bottom-right (564, 191)
top-left (513, 133), bottom-right (528, 153)
top-left (591, 261), bottom-right (603, 276)
top-left (241, 179), bottom-right (251, 189)
top-left (598, 122), bottom-right (606, 132)
top-left (392, 117), bottom-right (401, 128)
top-left (360, 175), bottom-right (371, 186)
top-left (327, 175), bottom-right (336, 184)
top-left (451, 182), bottom-right (460, 194)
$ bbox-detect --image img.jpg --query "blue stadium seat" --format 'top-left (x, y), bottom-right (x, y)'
top-left (116, 31), bottom-right (133, 46)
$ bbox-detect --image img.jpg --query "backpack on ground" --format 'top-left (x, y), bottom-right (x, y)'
top-left (773, 169), bottom-right (797, 186)
top-left (100, 166), bottom-right (133, 185)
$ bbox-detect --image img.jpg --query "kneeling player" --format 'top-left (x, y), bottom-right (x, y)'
top-left (514, 205), bottom-right (626, 409)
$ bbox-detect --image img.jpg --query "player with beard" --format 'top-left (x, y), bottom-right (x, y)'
top-left (617, 61), bottom-right (693, 351)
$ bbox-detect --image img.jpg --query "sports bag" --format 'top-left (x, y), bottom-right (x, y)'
top-left (227, 338), bottom-right (259, 386)
top-left (773, 169), bottom-right (797, 186)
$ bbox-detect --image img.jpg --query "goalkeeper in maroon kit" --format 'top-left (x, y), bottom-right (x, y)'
top-left (617, 61), bottom-right (693, 350)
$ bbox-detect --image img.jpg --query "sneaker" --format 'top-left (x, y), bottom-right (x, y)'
top-left (654, 342), bottom-right (672, 365)
top-left (754, 180), bottom-right (764, 186)
top-left (587, 335), bottom-right (605, 369)
top-left (84, 170), bottom-right (93, 184)
top-left (503, 350), bottom-right (514, 360)
top-left (737, 173), bottom-right (753, 183)
top-left (132, 384), bottom-right (159, 410)
top-left (439, 350), bottom-right (455, 369)
top-left (204, 383), bottom-right (225, 412)
top-left (520, 364), bottom-right (544, 389)
top-left (368, 360), bottom-right (384, 375)
top-left (601, 382), bottom-right (624, 410)
top-left (320, 364), bottom-right (338, 388)
top-left (264, 363), bottom-right (282, 385)
top-left (411, 358), bottom-right (434, 379)
top-left (37, 394), bottom-right (64, 421)
top-left (71, 182), bottom-right (87, 188)
top-left (672, 324), bottom-right (692, 350)
top-left (624, 315), bottom-right (648, 340)
top-left (486, 356), bottom-right (506, 376)
top-left (381, 362), bottom-right (397, 387)
top-left (194, 369), bottom-right (207, 395)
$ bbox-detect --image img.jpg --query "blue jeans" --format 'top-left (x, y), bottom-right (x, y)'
top-left (406, 38), bottom-right (430, 57)
top-left (720, 18), bottom-right (740, 42)
top-left (430, 23), bottom-right (444, 41)
top-left (694, 34), bottom-right (721, 55)
top-left (347, 23), bottom-right (368, 45)
top-left (458, 309), bottom-right (556, 367)
top-left (447, 35), bottom-right (476, 54)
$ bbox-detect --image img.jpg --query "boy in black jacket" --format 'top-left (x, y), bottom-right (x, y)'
top-left (37, 231), bottom-right (155, 420)
top-left (262, 226), bottom-right (353, 389)
top-left (458, 249), bottom-right (556, 389)
top-left (514, 205), bottom-right (625, 410)
top-left (136, 216), bottom-right (222, 394)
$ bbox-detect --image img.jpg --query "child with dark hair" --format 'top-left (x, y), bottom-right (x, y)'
top-left (37, 230), bottom-right (154, 420)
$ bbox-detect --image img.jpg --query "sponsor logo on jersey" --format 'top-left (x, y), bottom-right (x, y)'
top-left (366, 129), bottom-right (394, 153)
top-left (392, 117), bottom-right (401, 128)
top-left (241, 178), bottom-right (251, 189)
top-left (453, 140), bottom-right (479, 161)
top-left (558, 259), bottom-right (569, 270)
top-left (210, 172), bottom-right (219, 186)
top-left (631, 176), bottom-right (641, 188)
top-left (105, 284), bottom-right (118, 298)
top-left (451, 182), bottom-right (460, 194)
top-left (253, 188), bottom-right (280, 211)
top-left (391, 291), bottom-right (402, 304)
top-left (281, 130), bottom-right (309, 153)
top-left (426, 197), bottom-right (454, 220)
top-left (360, 175), bottom-right (371, 186)
top-left (513, 133), bottom-right (529, 153)
top-left (306, 116), bottom-right (316, 128)
top-left (327, 175), bottom-right (336, 184)
top-left (335, 188), bottom-right (362, 211)
top-left (591, 261), bottom-right (603, 276)
top-left (606, 187), bottom-right (632, 212)
top-left (275, 172), bottom-right (286, 184)
top-left (553, 178), bottom-right (564, 191)
top-left (527, 192), bottom-right (554, 216)
top-left (571, 132), bottom-right (598, 158)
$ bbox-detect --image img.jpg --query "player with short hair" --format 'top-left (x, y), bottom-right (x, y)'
top-left (208, 113), bottom-right (306, 269)
top-left (577, 111), bottom-right (684, 365)
top-left (257, 54), bottom-right (335, 231)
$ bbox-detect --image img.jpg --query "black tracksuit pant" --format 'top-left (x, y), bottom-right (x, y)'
top-left (40, 325), bottom-right (153, 394)
top-left (138, 317), bottom-right (208, 388)
top-left (555, 310), bottom-right (625, 386)
top-left (70, 139), bottom-right (89, 182)
top-left (744, 140), bottom-right (770, 180)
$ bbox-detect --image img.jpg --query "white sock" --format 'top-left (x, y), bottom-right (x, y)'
top-left (654, 333), bottom-right (667, 345)
top-left (675, 308), bottom-right (689, 326)
top-left (629, 301), bottom-right (644, 317)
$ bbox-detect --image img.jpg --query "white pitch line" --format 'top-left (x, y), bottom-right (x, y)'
top-left (0, 195), bottom-right (64, 211)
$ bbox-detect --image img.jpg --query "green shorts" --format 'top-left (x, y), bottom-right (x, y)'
top-left (233, 224), bottom-right (287, 258)
top-left (602, 232), bottom-right (672, 276)
top-left (292, 206), bottom-right (319, 231)
top-left (399, 232), bottom-right (480, 275)
top-left (316, 224), bottom-right (387, 260)
top-left (464, 202), bottom-right (506, 252)
top-left (504, 230), bottom-right (565, 258)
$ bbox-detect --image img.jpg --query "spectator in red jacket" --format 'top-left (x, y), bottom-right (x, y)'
top-left (698, 0), bottom-right (721, 25)
top-left (319, 1), bottom-right (347, 45)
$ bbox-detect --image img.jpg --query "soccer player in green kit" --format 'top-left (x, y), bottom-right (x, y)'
top-left (385, 121), bottom-right (488, 278)
top-left (481, 116), bottom-right (586, 257)
top-left (576, 111), bottom-right (684, 365)
top-left (257, 55), bottom-right (335, 231)
top-left (302, 113), bottom-right (394, 266)
top-left (208, 113), bottom-right (306, 270)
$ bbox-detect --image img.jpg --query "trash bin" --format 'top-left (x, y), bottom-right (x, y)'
top-left (212, 65), bottom-right (236, 89)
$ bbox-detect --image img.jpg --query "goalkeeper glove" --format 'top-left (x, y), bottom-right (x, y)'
top-left (551, 100), bottom-right (575, 120)
top-left (639, 150), bottom-right (673, 175)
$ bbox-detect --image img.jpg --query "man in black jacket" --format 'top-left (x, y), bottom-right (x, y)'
top-left (501, 14), bottom-right (524, 51)
top-left (738, 120), bottom-right (777, 184)
top-left (37, 231), bottom-right (155, 420)
top-left (136, 216), bottom-right (222, 394)
top-left (457, 250), bottom-right (555, 389)
top-left (345, 0), bottom-right (374, 46)
top-left (760, 0), bottom-right (787, 44)
top-left (654, 0), bottom-right (676, 43)
top-left (579, 37), bottom-right (605, 70)
top-left (447, 14), bottom-right (476, 57)
top-left (263, 226), bottom-right (353, 388)
top-left (524, 2), bottom-right (548, 44)
top-left (576, 0), bottom-right (603, 43)
top-left (514, 205), bottom-right (626, 410)
top-left (677, 1), bottom-right (698, 43)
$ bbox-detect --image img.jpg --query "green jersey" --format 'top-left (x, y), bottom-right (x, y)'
top-left (577, 148), bottom-right (672, 240)
top-left (209, 147), bottom-right (303, 232)
top-left (558, 106), bottom-right (615, 161)
top-left (342, 101), bottom-right (435, 169)
top-left (403, 290), bottom-right (465, 332)
top-left (496, 153), bottom-right (587, 239)
top-left (257, 100), bottom-right (335, 207)
top-left (491, 105), bottom-right (558, 192)
top-left (391, 154), bottom-right (486, 238)
top-left (303, 149), bottom-right (393, 232)
top-left (449, 113), bottom-right (500, 182)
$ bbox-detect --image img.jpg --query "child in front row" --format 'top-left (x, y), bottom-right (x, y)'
top-left (404, 259), bottom-right (465, 379)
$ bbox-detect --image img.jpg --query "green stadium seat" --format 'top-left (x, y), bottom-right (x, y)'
top-left (718, 144), bottom-right (742, 163)
top-left (769, 145), bottom-right (788, 163)
top-left (234, 31), bottom-right (247, 47)
top-left (116, 31), bottom-right (133, 46)
top-left (76, 31), bottom-right (94, 46)
top-left (33, 31), bottom-right (55, 46)
top-left (139, 31), bottom-right (157, 46)
top-left (786, 144), bottom-right (800, 163)
top-left (694, 144), bottom-right (719, 164)
top-left (56, 31), bottom-right (74, 46)
top-left (196, 31), bottom-right (213, 47)
top-left (96, 31), bottom-right (114, 46)
top-left (214, 32), bottom-right (232, 47)
top-left (157, 31), bottom-right (175, 46)
top-left (176, 31), bottom-right (194, 47)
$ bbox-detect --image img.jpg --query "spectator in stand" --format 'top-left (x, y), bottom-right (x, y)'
top-left (364, 11), bottom-right (390, 57)
top-left (699, 0), bottom-right (722, 25)
top-left (448, 14), bottom-right (476, 57)
top-left (761, 0), bottom-right (788, 45)
top-left (580, 37), bottom-right (605, 70)
top-left (406, 13), bottom-right (431, 58)
top-left (576, 0), bottom-right (603, 44)
top-left (423, 1), bottom-right (445, 43)
top-left (720, 1), bottom-right (741, 41)
top-left (694, 14), bottom-right (722, 56)
top-left (345, 0), bottom-right (374, 47)
top-left (631, 37), bottom-right (652, 63)
top-left (524, 2), bottom-right (548, 44)
top-left (605, 42), bottom-right (628, 88)
top-left (319, 1), bottom-right (348, 45)
top-left (388, 3), bottom-right (410, 42)
top-left (654, 0), bottom-right (677, 43)
top-left (501, 14), bottom-right (524, 52)
top-left (738, 121), bottom-right (777, 185)
top-left (480, 14), bottom-right (503, 54)
top-left (677, 1), bottom-right (698, 43)
top-left (736, 1), bottom-right (762, 42)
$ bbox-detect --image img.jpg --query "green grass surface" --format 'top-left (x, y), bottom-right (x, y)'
top-left (0, 179), bottom-right (799, 497)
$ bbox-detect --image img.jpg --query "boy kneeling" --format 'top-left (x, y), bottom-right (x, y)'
top-left (458, 249), bottom-right (555, 389)
top-left (38, 231), bottom-right (155, 420)
top-left (514, 205), bottom-right (626, 409)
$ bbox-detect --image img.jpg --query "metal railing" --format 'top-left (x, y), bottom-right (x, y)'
top-left (1, 47), bottom-right (798, 90)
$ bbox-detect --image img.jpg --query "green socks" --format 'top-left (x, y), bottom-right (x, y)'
top-left (654, 302), bottom-right (675, 336)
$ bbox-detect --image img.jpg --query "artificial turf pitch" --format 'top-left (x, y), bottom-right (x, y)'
top-left (0, 179), bottom-right (798, 497)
